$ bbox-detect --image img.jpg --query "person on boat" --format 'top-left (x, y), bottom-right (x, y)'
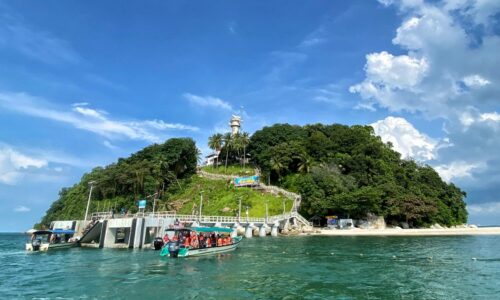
top-left (190, 233), bottom-right (199, 249)
top-left (228, 236), bottom-right (232, 245)
top-left (198, 233), bottom-right (205, 248)
top-left (182, 234), bottom-right (190, 248)
top-left (206, 236), bottom-right (211, 248)
top-left (211, 233), bottom-right (217, 247)
top-left (163, 233), bottom-right (170, 243)
top-left (217, 235), bottom-right (223, 247)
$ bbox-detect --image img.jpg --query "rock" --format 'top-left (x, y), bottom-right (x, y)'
top-left (360, 214), bottom-right (386, 229)
top-left (430, 223), bottom-right (444, 229)
top-left (468, 224), bottom-right (478, 228)
top-left (391, 226), bottom-right (402, 230)
top-left (400, 222), bottom-right (410, 229)
top-left (252, 228), bottom-right (259, 236)
top-left (221, 207), bottom-right (231, 213)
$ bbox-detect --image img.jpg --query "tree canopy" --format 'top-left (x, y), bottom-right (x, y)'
top-left (247, 123), bottom-right (467, 227)
top-left (36, 138), bottom-right (198, 228)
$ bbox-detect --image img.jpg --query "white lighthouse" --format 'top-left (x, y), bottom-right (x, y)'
top-left (229, 115), bottom-right (241, 136)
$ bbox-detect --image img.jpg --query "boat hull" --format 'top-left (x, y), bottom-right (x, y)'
top-left (161, 237), bottom-right (242, 258)
top-left (26, 242), bottom-right (76, 252)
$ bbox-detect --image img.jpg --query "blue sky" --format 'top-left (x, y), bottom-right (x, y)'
top-left (1, 0), bottom-right (499, 231)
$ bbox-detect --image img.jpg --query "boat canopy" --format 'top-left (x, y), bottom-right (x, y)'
top-left (28, 230), bottom-right (52, 235)
top-left (191, 227), bottom-right (233, 233)
top-left (51, 229), bottom-right (75, 235)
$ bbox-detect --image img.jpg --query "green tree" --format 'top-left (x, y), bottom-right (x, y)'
top-left (223, 132), bottom-right (233, 172)
top-left (208, 133), bottom-right (223, 168)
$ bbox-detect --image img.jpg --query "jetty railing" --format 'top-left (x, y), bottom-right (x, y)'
top-left (90, 210), bottom-right (312, 226)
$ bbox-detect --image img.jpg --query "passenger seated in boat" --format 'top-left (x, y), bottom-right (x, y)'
top-left (206, 236), bottom-right (211, 248)
top-left (163, 233), bottom-right (170, 243)
top-left (217, 235), bottom-right (223, 247)
top-left (198, 234), bottom-right (205, 248)
top-left (182, 234), bottom-right (190, 248)
top-left (211, 233), bottom-right (217, 247)
top-left (190, 234), bottom-right (199, 249)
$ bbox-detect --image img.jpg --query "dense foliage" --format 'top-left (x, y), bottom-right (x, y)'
top-left (247, 123), bottom-right (467, 227)
top-left (37, 123), bottom-right (468, 229)
top-left (36, 138), bottom-right (198, 228)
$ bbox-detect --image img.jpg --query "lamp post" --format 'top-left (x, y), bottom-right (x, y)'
top-left (84, 181), bottom-right (97, 222)
top-left (265, 201), bottom-right (269, 223)
top-left (238, 197), bottom-right (242, 222)
top-left (246, 206), bottom-right (249, 223)
top-left (199, 191), bottom-right (204, 221)
top-left (282, 199), bottom-right (286, 215)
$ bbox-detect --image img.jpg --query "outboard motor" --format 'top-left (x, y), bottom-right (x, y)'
top-left (167, 241), bottom-right (180, 258)
top-left (32, 238), bottom-right (42, 251)
top-left (153, 237), bottom-right (164, 250)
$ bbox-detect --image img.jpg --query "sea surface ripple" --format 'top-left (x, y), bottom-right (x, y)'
top-left (1, 233), bottom-right (500, 299)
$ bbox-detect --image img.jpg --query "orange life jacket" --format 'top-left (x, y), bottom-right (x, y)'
top-left (206, 238), bottom-right (211, 247)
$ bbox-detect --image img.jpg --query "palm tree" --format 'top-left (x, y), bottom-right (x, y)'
top-left (208, 133), bottom-right (223, 168)
top-left (223, 132), bottom-right (233, 172)
top-left (270, 156), bottom-right (284, 182)
top-left (297, 152), bottom-right (313, 174)
top-left (240, 132), bottom-right (250, 169)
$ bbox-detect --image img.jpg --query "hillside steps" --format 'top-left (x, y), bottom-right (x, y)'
top-left (197, 168), bottom-right (302, 210)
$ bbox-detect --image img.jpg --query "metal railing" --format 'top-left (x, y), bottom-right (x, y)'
top-left (90, 210), bottom-right (312, 226)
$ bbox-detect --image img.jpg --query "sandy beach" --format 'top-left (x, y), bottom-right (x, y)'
top-left (306, 227), bottom-right (500, 236)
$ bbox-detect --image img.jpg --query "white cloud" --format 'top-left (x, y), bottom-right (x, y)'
top-left (434, 161), bottom-right (484, 183)
top-left (468, 202), bottom-right (500, 215)
top-left (480, 112), bottom-right (500, 122)
top-left (371, 116), bottom-right (439, 161)
top-left (183, 93), bottom-right (233, 111)
top-left (462, 75), bottom-right (490, 88)
top-left (103, 140), bottom-right (117, 150)
top-left (13, 206), bottom-right (31, 213)
top-left (353, 0), bottom-right (500, 212)
top-left (0, 11), bottom-right (81, 64)
top-left (73, 106), bottom-right (107, 119)
top-left (351, 0), bottom-right (500, 119)
top-left (0, 146), bottom-right (47, 184)
top-left (0, 91), bottom-right (198, 143)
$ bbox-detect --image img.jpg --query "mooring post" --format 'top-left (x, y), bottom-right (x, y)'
top-left (271, 222), bottom-right (279, 237)
top-left (245, 223), bottom-right (254, 238)
top-left (259, 225), bottom-right (267, 237)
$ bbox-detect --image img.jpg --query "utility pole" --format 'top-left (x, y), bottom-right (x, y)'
top-left (84, 181), bottom-right (97, 223)
top-left (246, 206), bottom-right (249, 222)
top-left (199, 191), bottom-right (204, 221)
top-left (152, 197), bottom-right (156, 215)
top-left (265, 201), bottom-right (269, 223)
top-left (282, 199), bottom-right (286, 215)
top-left (238, 197), bottom-right (242, 222)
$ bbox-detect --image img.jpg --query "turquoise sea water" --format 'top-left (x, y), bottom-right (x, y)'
top-left (1, 233), bottom-right (500, 299)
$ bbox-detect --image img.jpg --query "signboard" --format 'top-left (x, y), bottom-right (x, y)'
top-left (234, 175), bottom-right (259, 187)
top-left (138, 200), bottom-right (147, 209)
top-left (326, 216), bottom-right (338, 226)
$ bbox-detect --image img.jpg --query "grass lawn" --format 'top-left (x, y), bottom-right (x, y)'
top-left (162, 175), bottom-right (293, 217)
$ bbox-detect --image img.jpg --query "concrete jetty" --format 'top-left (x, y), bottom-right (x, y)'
top-left (50, 211), bottom-right (312, 249)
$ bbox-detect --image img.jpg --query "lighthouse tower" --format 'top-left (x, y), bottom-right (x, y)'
top-left (229, 115), bottom-right (241, 136)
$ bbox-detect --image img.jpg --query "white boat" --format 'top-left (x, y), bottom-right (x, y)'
top-left (160, 227), bottom-right (242, 258)
top-left (25, 229), bottom-right (77, 251)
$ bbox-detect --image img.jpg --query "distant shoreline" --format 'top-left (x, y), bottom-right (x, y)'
top-left (304, 227), bottom-right (500, 236)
